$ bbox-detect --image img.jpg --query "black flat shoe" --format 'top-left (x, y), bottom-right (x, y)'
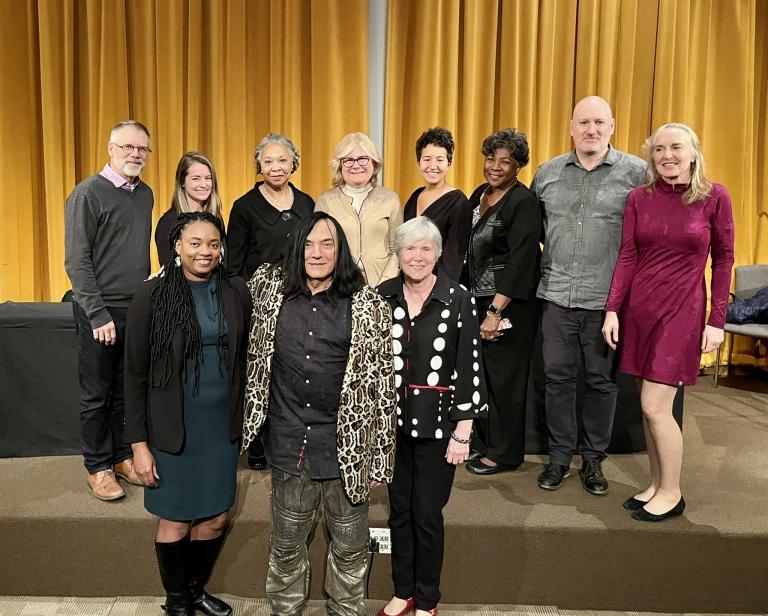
top-left (467, 450), bottom-right (484, 462)
top-left (631, 497), bottom-right (686, 522)
top-left (622, 496), bottom-right (649, 511)
top-left (465, 459), bottom-right (517, 475)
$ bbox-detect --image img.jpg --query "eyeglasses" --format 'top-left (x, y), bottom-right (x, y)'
top-left (110, 142), bottom-right (152, 156)
top-left (341, 156), bottom-right (371, 168)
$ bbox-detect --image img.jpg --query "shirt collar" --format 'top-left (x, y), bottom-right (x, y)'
top-left (566, 144), bottom-right (618, 169)
top-left (378, 274), bottom-right (452, 306)
top-left (285, 283), bottom-right (341, 306)
top-left (100, 163), bottom-right (140, 191)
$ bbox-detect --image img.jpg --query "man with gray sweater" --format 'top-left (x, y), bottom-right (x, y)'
top-left (65, 120), bottom-right (154, 501)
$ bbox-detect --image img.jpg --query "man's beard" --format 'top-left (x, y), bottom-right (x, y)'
top-left (122, 161), bottom-right (145, 178)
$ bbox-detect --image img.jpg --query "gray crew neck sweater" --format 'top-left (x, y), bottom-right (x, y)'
top-left (64, 173), bottom-right (154, 328)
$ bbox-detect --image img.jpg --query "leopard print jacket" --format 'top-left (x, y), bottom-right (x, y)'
top-left (242, 264), bottom-right (396, 505)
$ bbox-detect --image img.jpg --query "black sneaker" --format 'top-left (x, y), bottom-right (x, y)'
top-left (580, 459), bottom-right (608, 495)
top-left (537, 463), bottom-right (570, 490)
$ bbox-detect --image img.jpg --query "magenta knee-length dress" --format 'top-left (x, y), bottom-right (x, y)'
top-left (605, 180), bottom-right (734, 386)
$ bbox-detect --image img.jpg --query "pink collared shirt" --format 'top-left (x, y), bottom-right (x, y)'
top-left (100, 164), bottom-right (140, 192)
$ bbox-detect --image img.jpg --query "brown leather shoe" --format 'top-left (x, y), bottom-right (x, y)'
top-left (87, 469), bottom-right (125, 501)
top-left (114, 458), bottom-right (143, 486)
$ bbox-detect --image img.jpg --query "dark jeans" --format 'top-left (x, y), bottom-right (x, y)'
top-left (73, 302), bottom-right (131, 473)
top-left (267, 466), bottom-right (369, 616)
top-left (388, 432), bottom-right (455, 611)
top-left (541, 301), bottom-right (618, 466)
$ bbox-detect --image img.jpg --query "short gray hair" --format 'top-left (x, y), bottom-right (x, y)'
top-left (253, 133), bottom-right (300, 173)
top-left (110, 120), bottom-right (150, 140)
top-left (394, 217), bottom-right (443, 259)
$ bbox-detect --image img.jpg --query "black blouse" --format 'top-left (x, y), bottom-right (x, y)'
top-left (403, 188), bottom-right (472, 281)
top-left (378, 274), bottom-right (488, 439)
top-left (226, 182), bottom-right (314, 280)
top-left (267, 288), bottom-right (351, 480)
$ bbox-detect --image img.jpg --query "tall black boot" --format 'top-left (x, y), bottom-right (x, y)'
top-left (188, 528), bottom-right (232, 616)
top-left (155, 536), bottom-right (194, 616)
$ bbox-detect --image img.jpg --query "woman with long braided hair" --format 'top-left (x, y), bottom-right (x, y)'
top-left (125, 211), bottom-right (252, 616)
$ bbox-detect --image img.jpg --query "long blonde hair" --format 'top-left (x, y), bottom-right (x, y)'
top-left (329, 132), bottom-right (382, 188)
top-left (643, 123), bottom-right (711, 204)
top-left (171, 152), bottom-right (224, 219)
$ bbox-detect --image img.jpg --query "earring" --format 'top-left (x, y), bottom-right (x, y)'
top-left (174, 256), bottom-right (181, 267)
top-left (218, 253), bottom-right (223, 265)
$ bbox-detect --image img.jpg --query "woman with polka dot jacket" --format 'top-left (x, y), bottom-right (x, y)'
top-left (377, 216), bottom-right (488, 616)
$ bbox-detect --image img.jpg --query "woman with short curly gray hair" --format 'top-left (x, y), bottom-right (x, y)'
top-left (227, 132), bottom-right (314, 281)
top-left (226, 132), bottom-right (315, 471)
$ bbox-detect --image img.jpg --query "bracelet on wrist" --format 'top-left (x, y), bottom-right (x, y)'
top-left (450, 432), bottom-right (471, 445)
top-left (486, 311), bottom-right (502, 320)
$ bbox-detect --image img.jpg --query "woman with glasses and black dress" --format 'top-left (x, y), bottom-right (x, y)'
top-left (315, 132), bottom-right (403, 287)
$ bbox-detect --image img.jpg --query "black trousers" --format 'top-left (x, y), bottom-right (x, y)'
top-left (73, 302), bottom-right (132, 473)
top-left (472, 292), bottom-right (538, 466)
top-left (388, 432), bottom-right (456, 611)
top-left (541, 301), bottom-right (618, 466)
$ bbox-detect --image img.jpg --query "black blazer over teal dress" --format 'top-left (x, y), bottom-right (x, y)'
top-left (124, 274), bottom-right (252, 453)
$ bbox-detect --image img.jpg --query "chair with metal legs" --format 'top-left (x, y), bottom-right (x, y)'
top-left (714, 265), bottom-right (768, 386)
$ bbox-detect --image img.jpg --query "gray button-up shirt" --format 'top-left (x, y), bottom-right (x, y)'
top-left (532, 147), bottom-right (646, 310)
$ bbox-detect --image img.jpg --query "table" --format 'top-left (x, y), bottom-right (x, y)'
top-left (0, 302), bottom-right (682, 458)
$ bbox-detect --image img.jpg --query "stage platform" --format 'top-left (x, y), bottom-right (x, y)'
top-left (1, 377), bottom-right (766, 614)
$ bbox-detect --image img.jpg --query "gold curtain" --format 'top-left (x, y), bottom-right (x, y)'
top-left (384, 0), bottom-right (768, 368)
top-left (0, 0), bottom-right (369, 302)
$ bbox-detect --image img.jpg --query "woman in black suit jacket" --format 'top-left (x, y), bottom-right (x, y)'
top-left (462, 129), bottom-right (542, 477)
top-left (125, 212), bottom-right (252, 616)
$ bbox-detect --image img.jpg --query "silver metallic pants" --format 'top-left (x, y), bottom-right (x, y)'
top-left (266, 468), bottom-right (370, 616)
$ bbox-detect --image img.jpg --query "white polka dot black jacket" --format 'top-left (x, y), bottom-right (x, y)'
top-left (378, 274), bottom-right (489, 439)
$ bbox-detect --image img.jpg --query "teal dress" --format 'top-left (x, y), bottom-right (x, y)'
top-left (145, 278), bottom-right (239, 520)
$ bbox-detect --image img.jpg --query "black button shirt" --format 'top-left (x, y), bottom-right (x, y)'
top-left (266, 288), bottom-right (351, 479)
top-left (378, 275), bottom-right (488, 439)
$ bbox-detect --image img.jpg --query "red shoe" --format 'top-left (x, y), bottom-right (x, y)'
top-left (377, 597), bottom-right (415, 616)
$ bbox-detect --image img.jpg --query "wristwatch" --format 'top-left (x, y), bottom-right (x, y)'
top-left (488, 303), bottom-right (502, 316)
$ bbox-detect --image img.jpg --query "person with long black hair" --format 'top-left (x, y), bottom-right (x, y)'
top-left (125, 211), bottom-right (252, 616)
top-left (243, 211), bottom-right (396, 616)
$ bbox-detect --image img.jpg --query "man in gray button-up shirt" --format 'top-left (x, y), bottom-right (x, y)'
top-left (531, 96), bottom-right (645, 495)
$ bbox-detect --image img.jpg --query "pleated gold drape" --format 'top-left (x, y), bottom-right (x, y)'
top-left (0, 0), bottom-right (368, 302)
top-left (385, 0), bottom-right (767, 263)
top-left (384, 0), bottom-right (768, 368)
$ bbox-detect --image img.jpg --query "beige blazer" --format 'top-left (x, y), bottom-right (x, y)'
top-left (315, 185), bottom-right (403, 287)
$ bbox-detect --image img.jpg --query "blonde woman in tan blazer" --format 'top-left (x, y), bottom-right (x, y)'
top-left (315, 132), bottom-right (403, 287)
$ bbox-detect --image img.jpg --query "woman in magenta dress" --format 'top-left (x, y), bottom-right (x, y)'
top-left (603, 123), bottom-right (734, 522)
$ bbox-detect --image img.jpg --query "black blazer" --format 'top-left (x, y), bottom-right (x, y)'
top-left (464, 182), bottom-right (541, 300)
top-left (124, 275), bottom-right (252, 453)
